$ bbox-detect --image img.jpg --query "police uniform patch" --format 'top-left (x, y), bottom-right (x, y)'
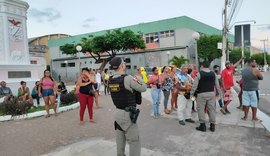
top-left (109, 84), bottom-right (120, 92)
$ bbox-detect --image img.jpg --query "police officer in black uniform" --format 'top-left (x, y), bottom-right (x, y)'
top-left (108, 57), bottom-right (147, 156)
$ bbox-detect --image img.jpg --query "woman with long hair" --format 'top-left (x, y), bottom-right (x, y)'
top-left (160, 66), bottom-right (174, 114)
top-left (78, 68), bottom-right (95, 125)
top-left (38, 69), bottom-right (57, 118)
top-left (170, 65), bottom-right (178, 111)
top-left (148, 67), bottom-right (161, 118)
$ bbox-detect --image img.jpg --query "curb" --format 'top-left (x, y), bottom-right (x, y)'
top-left (0, 102), bottom-right (79, 122)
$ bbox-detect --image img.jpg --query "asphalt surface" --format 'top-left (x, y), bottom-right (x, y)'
top-left (258, 72), bottom-right (270, 116)
top-left (1, 89), bottom-right (270, 156)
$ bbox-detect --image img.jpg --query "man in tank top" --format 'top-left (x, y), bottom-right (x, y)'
top-left (241, 59), bottom-right (263, 121)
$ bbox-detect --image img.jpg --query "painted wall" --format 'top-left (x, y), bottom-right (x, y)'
top-left (159, 36), bottom-right (175, 48)
top-left (51, 49), bottom-right (188, 82)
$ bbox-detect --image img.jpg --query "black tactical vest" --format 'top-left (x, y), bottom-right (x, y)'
top-left (197, 71), bottom-right (216, 93)
top-left (108, 74), bottom-right (136, 109)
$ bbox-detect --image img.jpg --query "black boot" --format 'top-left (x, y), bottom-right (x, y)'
top-left (210, 123), bottom-right (215, 132)
top-left (196, 123), bottom-right (206, 132)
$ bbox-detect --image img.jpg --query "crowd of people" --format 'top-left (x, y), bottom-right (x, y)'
top-left (0, 57), bottom-right (263, 127)
top-left (0, 56), bottom-right (264, 156)
top-left (141, 56), bottom-right (263, 132)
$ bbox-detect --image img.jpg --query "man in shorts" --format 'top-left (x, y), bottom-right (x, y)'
top-left (221, 57), bottom-right (244, 114)
top-left (241, 59), bottom-right (263, 121)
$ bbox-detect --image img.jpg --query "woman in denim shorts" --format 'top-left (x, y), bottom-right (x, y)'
top-left (38, 69), bottom-right (57, 118)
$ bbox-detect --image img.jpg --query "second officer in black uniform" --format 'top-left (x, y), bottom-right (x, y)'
top-left (108, 57), bottom-right (147, 156)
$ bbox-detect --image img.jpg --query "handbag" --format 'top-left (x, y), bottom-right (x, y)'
top-left (89, 89), bottom-right (95, 96)
top-left (184, 92), bottom-right (190, 99)
top-left (88, 84), bottom-right (95, 96)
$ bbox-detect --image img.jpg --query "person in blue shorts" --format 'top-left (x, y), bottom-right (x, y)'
top-left (241, 59), bottom-right (263, 121)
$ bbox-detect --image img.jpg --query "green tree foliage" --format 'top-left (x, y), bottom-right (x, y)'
top-left (60, 29), bottom-right (146, 70)
top-left (60, 43), bottom-right (77, 56)
top-left (197, 35), bottom-right (222, 62)
top-left (229, 48), bottom-right (250, 64)
top-left (251, 53), bottom-right (270, 65)
top-left (169, 56), bottom-right (189, 68)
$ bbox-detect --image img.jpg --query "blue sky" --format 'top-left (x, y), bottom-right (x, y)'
top-left (24, 0), bottom-right (270, 49)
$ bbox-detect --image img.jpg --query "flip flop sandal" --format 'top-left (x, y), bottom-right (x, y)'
top-left (241, 117), bottom-right (247, 121)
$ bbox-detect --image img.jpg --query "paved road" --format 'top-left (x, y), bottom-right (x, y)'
top-left (259, 72), bottom-right (270, 116)
top-left (1, 89), bottom-right (270, 156)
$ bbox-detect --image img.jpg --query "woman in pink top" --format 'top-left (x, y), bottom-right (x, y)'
top-left (38, 69), bottom-right (57, 118)
top-left (148, 67), bottom-right (161, 118)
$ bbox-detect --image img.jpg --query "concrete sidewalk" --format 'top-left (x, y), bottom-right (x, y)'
top-left (41, 88), bottom-right (268, 156)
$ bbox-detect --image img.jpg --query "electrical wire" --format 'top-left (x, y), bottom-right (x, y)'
top-left (227, 0), bottom-right (243, 29)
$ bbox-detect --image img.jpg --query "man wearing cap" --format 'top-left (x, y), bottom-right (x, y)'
top-left (221, 57), bottom-right (244, 114)
top-left (108, 57), bottom-right (147, 156)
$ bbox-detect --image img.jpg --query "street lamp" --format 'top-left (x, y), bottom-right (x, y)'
top-left (232, 20), bottom-right (256, 68)
top-left (64, 60), bottom-right (68, 81)
top-left (166, 51), bottom-right (171, 66)
top-left (192, 32), bottom-right (200, 71)
top-left (76, 45), bottom-right (82, 74)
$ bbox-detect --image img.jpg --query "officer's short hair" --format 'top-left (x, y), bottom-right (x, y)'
top-left (109, 57), bottom-right (124, 70)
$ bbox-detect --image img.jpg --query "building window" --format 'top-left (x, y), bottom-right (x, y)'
top-left (68, 62), bottom-right (75, 67)
top-left (145, 33), bottom-right (158, 43)
top-left (61, 63), bottom-right (67, 67)
top-left (30, 60), bottom-right (37, 64)
top-left (160, 30), bottom-right (174, 38)
top-left (126, 65), bottom-right (131, 69)
top-left (8, 71), bottom-right (31, 78)
top-left (61, 62), bottom-right (75, 67)
top-left (125, 58), bottom-right (131, 63)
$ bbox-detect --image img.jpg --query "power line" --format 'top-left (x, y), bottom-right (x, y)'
top-left (227, 0), bottom-right (243, 29)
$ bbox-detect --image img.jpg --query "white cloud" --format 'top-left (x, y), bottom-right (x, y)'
top-left (81, 17), bottom-right (96, 28)
top-left (28, 8), bottom-right (61, 23)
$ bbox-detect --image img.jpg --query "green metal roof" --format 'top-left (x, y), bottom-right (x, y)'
top-left (48, 16), bottom-right (234, 48)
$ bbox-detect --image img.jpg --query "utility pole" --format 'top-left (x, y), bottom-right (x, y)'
top-left (221, 0), bottom-right (228, 70)
top-left (261, 39), bottom-right (267, 71)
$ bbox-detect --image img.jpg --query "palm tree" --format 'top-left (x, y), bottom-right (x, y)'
top-left (169, 56), bottom-right (189, 68)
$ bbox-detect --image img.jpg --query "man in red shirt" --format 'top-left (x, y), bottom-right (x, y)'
top-left (221, 57), bottom-right (244, 114)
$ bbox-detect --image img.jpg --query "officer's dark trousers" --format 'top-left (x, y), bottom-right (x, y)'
top-left (115, 109), bottom-right (141, 156)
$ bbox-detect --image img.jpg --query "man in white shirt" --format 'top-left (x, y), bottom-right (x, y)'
top-left (95, 69), bottom-right (102, 95)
